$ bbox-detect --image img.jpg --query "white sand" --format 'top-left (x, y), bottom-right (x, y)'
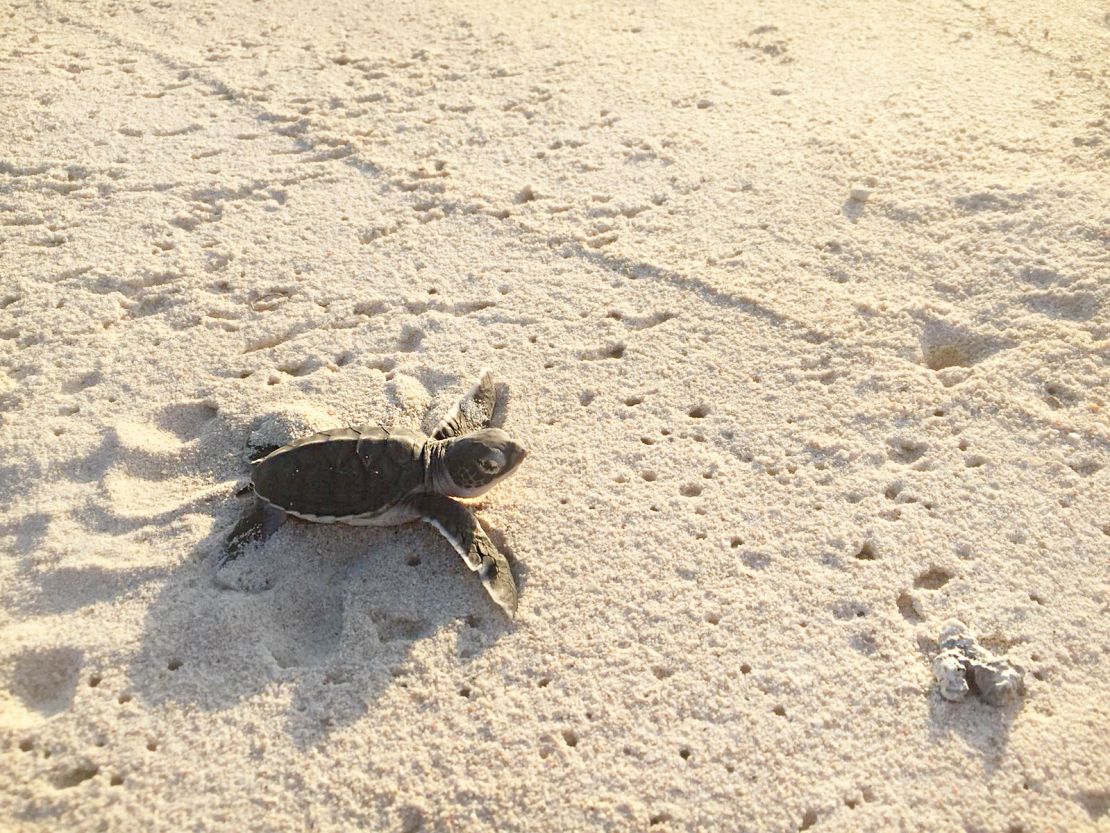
top-left (2, 0), bottom-right (1108, 830)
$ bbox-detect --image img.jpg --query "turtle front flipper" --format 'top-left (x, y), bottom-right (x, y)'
top-left (432, 368), bottom-right (499, 440)
top-left (221, 500), bottom-right (287, 565)
top-left (403, 493), bottom-right (518, 617)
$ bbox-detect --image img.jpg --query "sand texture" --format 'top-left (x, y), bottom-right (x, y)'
top-left (2, 0), bottom-right (1109, 830)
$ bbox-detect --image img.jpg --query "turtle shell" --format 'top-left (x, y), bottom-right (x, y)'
top-left (251, 425), bottom-right (425, 518)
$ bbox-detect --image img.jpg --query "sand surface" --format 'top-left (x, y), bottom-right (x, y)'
top-left (2, 0), bottom-right (1109, 830)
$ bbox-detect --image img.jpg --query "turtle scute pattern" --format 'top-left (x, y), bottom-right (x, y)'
top-left (251, 426), bottom-right (424, 519)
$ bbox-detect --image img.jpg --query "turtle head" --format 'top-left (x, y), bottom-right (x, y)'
top-left (436, 428), bottom-right (527, 498)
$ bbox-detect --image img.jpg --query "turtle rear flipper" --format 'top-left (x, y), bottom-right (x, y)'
top-left (402, 493), bottom-right (518, 618)
top-left (432, 368), bottom-right (500, 440)
top-left (221, 500), bottom-right (287, 565)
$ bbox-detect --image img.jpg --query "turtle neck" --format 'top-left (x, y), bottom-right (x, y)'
top-left (422, 439), bottom-right (454, 495)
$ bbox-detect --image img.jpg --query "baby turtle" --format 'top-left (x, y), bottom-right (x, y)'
top-left (225, 369), bottom-right (526, 616)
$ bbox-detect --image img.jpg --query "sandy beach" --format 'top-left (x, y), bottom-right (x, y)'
top-left (1, 0), bottom-right (1108, 830)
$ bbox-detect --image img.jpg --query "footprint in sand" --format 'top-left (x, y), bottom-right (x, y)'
top-left (3, 646), bottom-right (83, 719)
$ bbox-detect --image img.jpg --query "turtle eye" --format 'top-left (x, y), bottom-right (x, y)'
top-left (478, 450), bottom-right (505, 474)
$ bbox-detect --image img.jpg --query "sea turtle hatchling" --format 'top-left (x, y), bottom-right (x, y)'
top-left (224, 369), bottom-right (526, 616)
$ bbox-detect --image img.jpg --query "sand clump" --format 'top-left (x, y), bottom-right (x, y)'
top-left (1, 1), bottom-right (1109, 831)
top-left (932, 619), bottom-right (1024, 706)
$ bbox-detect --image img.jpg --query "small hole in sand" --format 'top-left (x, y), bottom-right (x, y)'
top-left (913, 567), bottom-right (952, 590)
top-left (147, 740), bottom-right (158, 752)
top-left (19, 739), bottom-right (33, 752)
top-left (896, 592), bottom-right (922, 623)
top-left (773, 705), bottom-right (786, 717)
top-left (54, 766), bottom-right (99, 789)
top-left (679, 747), bottom-right (691, 760)
top-left (561, 729), bottom-right (579, 747)
top-left (406, 555), bottom-right (421, 567)
top-left (854, 542), bottom-right (877, 560)
top-left (641, 470), bottom-right (657, 482)
top-left (167, 659), bottom-right (182, 671)
top-left (537, 676), bottom-right (551, 688)
top-left (740, 663), bottom-right (752, 675)
top-left (706, 613), bottom-right (720, 625)
top-left (730, 537), bottom-right (743, 548)
top-left (799, 809), bottom-right (818, 831)
top-left (88, 675), bottom-right (101, 688)
top-left (922, 343), bottom-right (971, 372)
top-left (118, 693), bottom-right (132, 704)
top-left (687, 405), bottom-right (709, 418)
top-left (110, 774), bottom-right (124, 786)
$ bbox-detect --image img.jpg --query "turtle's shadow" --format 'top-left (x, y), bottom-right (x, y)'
top-left (925, 690), bottom-right (1022, 774)
top-left (128, 503), bottom-right (512, 747)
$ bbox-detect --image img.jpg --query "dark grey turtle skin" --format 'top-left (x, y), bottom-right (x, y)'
top-left (225, 370), bottom-right (526, 617)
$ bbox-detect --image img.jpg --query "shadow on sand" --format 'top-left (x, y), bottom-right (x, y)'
top-left (127, 504), bottom-right (517, 747)
top-left (51, 396), bottom-right (523, 748)
top-left (926, 690), bottom-right (1023, 775)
